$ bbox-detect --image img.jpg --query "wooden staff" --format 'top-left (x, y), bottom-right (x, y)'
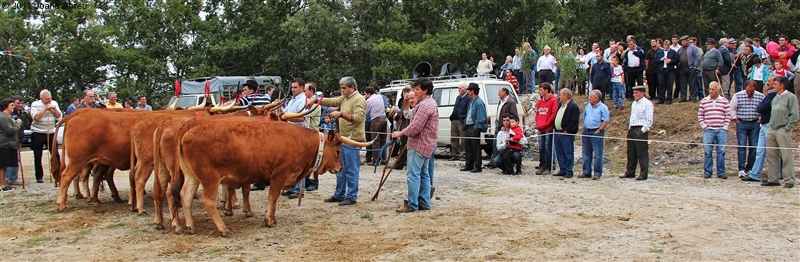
top-left (17, 135), bottom-right (25, 189)
top-left (371, 145), bottom-right (406, 201)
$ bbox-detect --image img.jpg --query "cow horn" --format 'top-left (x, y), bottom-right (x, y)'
top-left (210, 99), bottom-right (236, 113)
top-left (338, 135), bottom-right (374, 148)
top-left (280, 104), bottom-right (318, 120)
top-left (262, 99), bottom-right (285, 111)
top-left (186, 95), bottom-right (208, 111)
top-left (168, 99), bottom-right (179, 110)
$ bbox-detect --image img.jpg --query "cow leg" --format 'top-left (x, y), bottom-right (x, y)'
top-left (90, 169), bottom-right (103, 203)
top-left (128, 164), bottom-right (137, 210)
top-left (180, 175), bottom-right (200, 234)
top-left (222, 186), bottom-right (234, 217)
top-left (81, 168), bottom-right (91, 201)
top-left (72, 177), bottom-right (83, 200)
top-left (57, 163), bottom-right (86, 211)
top-left (135, 165), bottom-right (154, 215)
top-left (265, 183), bottom-right (282, 228)
top-left (241, 186), bottom-right (252, 217)
top-left (105, 169), bottom-right (123, 203)
top-left (153, 164), bottom-right (169, 229)
top-left (168, 169), bottom-right (184, 231)
top-left (198, 180), bottom-right (229, 236)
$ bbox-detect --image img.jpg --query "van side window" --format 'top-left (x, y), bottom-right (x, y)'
top-left (485, 84), bottom-right (519, 105)
top-left (432, 87), bottom-right (459, 106)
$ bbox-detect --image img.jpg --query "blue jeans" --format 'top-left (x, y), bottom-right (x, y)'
top-left (581, 130), bottom-right (605, 176)
top-left (611, 82), bottom-right (625, 108)
top-left (333, 144), bottom-right (361, 201)
top-left (538, 131), bottom-right (553, 171)
top-left (406, 149), bottom-right (432, 210)
top-left (695, 71), bottom-right (704, 98)
top-left (730, 68), bottom-right (744, 93)
top-left (529, 71), bottom-right (537, 93)
top-left (5, 167), bottom-right (18, 182)
top-left (554, 68), bottom-right (561, 90)
top-left (554, 132), bottom-right (575, 176)
top-left (703, 129), bottom-right (727, 176)
top-left (748, 123), bottom-right (769, 180)
top-left (735, 121), bottom-right (759, 172)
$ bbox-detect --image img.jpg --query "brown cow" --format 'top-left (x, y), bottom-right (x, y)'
top-left (151, 101), bottom-right (287, 230)
top-left (175, 116), bottom-right (367, 236)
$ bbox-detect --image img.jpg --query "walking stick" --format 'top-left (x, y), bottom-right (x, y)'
top-left (17, 137), bottom-right (25, 189)
top-left (371, 145), bottom-right (406, 201)
top-left (46, 129), bottom-right (52, 183)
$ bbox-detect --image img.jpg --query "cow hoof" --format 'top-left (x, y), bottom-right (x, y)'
top-left (223, 210), bottom-right (233, 217)
top-left (138, 211), bottom-right (149, 216)
top-left (58, 205), bottom-right (68, 212)
top-left (219, 231), bottom-right (230, 237)
top-left (185, 226), bottom-right (196, 234)
top-left (155, 223), bottom-right (165, 230)
top-left (244, 212), bottom-right (253, 218)
top-left (75, 194), bottom-right (84, 200)
top-left (89, 198), bottom-right (101, 203)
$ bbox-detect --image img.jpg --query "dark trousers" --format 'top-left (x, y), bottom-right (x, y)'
top-left (625, 70), bottom-right (643, 98)
top-left (625, 127), bottom-right (649, 178)
top-left (754, 80), bottom-right (764, 93)
top-left (538, 131), bottom-right (553, 171)
top-left (702, 70), bottom-right (719, 97)
top-left (673, 70), bottom-right (681, 99)
top-left (657, 70), bottom-right (675, 102)
top-left (513, 70), bottom-right (526, 93)
top-left (502, 149), bottom-right (522, 173)
top-left (646, 71), bottom-right (658, 99)
top-left (364, 121), bottom-right (373, 161)
top-left (464, 125), bottom-right (482, 171)
top-left (592, 82), bottom-right (608, 102)
top-left (539, 69), bottom-right (554, 85)
top-left (370, 117), bottom-right (388, 162)
top-left (31, 132), bottom-right (56, 180)
top-left (677, 67), bottom-right (697, 101)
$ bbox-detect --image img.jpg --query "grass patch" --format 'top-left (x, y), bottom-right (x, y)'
top-left (26, 236), bottom-right (50, 246)
top-left (205, 248), bottom-right (221, 257)
top-left (360, 213), bottom-right (373, 221)
top-left (649, 248), bottom-right (664, 253)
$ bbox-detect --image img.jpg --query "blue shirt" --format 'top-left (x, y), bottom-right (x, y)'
top-left (583, 102), bottom-right (610, 129)
top-left (66, 105), bottom-right (76, 115)
top-left (284, 93), bottom-right (307, 127)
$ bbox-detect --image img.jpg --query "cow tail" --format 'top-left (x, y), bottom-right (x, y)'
top-left (173, 120), bottom-right (196, 207)
top-left (152, 126), bottom-right (162, 197)
top-left (51, 115), bottom-right (68, 187)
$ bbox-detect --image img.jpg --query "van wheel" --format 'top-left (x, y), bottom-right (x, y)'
top-left (482, 144), bottom-right (493, 156)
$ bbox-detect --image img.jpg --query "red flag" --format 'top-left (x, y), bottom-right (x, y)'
top-left (174, 79), bottom-right (181, 97)
top-left (204, 81), bottom-right (210, 98)
top-left (220, 95), bottom-right (225, 104)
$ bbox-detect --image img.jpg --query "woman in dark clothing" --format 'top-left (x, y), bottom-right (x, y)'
top-left (0, 98), bottom-right (23, 191)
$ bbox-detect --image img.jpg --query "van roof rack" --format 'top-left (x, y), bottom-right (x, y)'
top-left (386, 74), bottom-right (499, 88)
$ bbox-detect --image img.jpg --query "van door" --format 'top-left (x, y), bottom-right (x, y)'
top-left (432, 86), bottom-right (460, 147)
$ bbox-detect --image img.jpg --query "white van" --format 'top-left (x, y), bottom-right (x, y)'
top-left (381, 76), bottom-right (526, 155)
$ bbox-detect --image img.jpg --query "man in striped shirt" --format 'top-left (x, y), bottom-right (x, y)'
top-left (729, 80), bottom-right (764, 178)
top-left (698, 81), bottom-right (731, 179)
top-left (392, 77), bottom-right (439, 212)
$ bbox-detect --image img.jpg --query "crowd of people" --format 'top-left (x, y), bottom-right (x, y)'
top-left (474, 33), bottom-right (798, 187)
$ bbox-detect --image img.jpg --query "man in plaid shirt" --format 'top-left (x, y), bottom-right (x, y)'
top-left (392, 77), bottom-right (439, 212)
top-left (729, 81), bottom-right (764, 178)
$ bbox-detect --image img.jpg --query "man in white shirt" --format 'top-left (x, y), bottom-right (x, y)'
top-left (537, 45), bottom-right (558, 85)
top-left (621, 86), bottom-right (653, 180)
top-left (476, 52), bottom-right (493, 76)
top-left (604, 39), bottom-right (616, 62)
top-left (30, 89), bottom-right (62, 183)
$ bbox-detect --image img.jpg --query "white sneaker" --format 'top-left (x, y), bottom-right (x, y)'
top-left (738, 170), bottom-right (746, 178)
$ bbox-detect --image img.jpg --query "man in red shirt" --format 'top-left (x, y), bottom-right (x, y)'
top-left (769, 35), bottom-right (796, 70)
top-left (535, 83), bottom-right (558, 175)
top-left (392, 77), bottom-right (439, 212)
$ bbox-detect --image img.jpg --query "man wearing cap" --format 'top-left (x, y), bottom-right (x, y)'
top-left (461, 83), bottom-right (488, 173)
top-left (676, 35), bottom-right (702, 102)
top-left (622, 86), bottom-right (653, 180)
top-left (702, 38), bottom-right (724, 99)
top-left (727, 38), bottom-right (745, 95)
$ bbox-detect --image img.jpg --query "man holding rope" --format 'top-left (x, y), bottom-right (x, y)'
top-left (30, 90), bottom-right (62, 183)
top-left (392, 77), bottom-right (438, 213)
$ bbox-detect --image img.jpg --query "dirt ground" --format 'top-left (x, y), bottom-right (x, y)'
top-left (1, 148), bottom-right (798, 261)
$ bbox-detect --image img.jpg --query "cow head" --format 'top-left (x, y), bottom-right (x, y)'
top-left (314, 130), bottom-right (374, 175)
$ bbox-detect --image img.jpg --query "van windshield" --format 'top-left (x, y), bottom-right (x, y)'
top-left (484, 84), bottom-right (519, 105)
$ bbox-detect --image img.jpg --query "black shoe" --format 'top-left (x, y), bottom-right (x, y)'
top-left (784, 184), bottom-right (794, 188)
top-left (502, 170), bottom-right (514, 175)
top-left (619, 174), bottom-right (635, 179)
top-left (250, 186), bottom-right (265, 191)
top-left (281, 190), bottom-right (293, 196)
top-left (470, 169), bottom-right (482, 173)
top-left (305, 186), bottom-right (318, 191)
top-left (576, 174), bottom-right (592, 178)
top-left (460, 167), bottom-right (472, 172)
top-left (36, 179), bottom-right (44, 183)
top-left (656, 101), bottom-right (665, 104)
top-left (741, 176), bottom-right (759, 182)
top-left (392, 166), bottom-right (405, 170)
top-left (514, 171), bottom-right (522, 175)
top-left (324, 197), bottom-right (343, 203)
top-left (419, 206), bottom-right (430, 210)
top-left (761, 182), bottom-right (781, 187)
top-left (339, 199), bottom-right (357, 206)
top-left (666, 100), bottom-right (673, 105)
top-left (553, 172), bottom-right (566, 177)
top-left (287, 192), bottom-right (302, 199)
top-left (703, 174), bottom-right (712, 179)
top-left (718, 174), bottom-right (728, 179)
top-left (635, 176), bottom-right (648, 180)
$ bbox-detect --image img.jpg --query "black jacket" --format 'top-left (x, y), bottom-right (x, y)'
top-left (450, 94), bottom-right (469, 122)
top-left (556, 100), bottom-right (580, 134)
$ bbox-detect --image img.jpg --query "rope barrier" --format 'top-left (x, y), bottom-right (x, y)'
top-left (359, 130), bottom-right (800, 151)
